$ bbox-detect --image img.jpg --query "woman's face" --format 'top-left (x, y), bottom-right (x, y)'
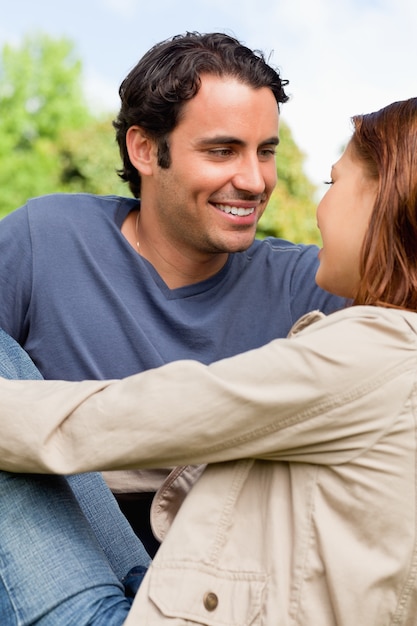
top-left (315, 143), bottom-right (378, 299)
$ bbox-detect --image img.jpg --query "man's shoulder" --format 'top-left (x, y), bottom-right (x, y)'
top-left (0, 193), bottom-right (138, 247)
top-left (25, 193), bottom-right (135, 215)
top-left (245, 237), bottom-right (319, 265)
top-left (7, 193), bottom-right (138, 234)
top-left (250, 236), bottom-right (318, 252)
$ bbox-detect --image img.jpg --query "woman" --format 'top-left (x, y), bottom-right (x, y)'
top-left (1, 97), bottom-right (417, 625)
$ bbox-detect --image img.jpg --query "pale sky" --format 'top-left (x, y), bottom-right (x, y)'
top-left (2, 0), bottom-right (417, 196)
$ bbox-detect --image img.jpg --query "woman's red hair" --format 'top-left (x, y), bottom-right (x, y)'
top-left (352, 98), bottom-right (417, 310)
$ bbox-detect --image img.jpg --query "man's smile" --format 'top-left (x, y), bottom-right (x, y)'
top-left (213, 203), bottom-right (256, 216)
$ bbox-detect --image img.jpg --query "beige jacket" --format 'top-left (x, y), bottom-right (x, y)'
top-left (1, 306), bottom-right (417, 625)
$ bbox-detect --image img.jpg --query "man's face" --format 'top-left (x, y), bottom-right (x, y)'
top-left (142, 74), bottom-right (279, 256)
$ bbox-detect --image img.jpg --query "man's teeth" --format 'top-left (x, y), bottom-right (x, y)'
top-left (217, 205), bottom-right (255, 216)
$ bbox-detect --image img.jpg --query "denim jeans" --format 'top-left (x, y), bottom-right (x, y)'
top-left (0, 329), bottom-right (150, 624)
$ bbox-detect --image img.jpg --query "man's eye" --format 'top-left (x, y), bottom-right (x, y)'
top-left (208, 148), bottom-right (233, 156)
top-left (259, 148), bottom-right (277, 159)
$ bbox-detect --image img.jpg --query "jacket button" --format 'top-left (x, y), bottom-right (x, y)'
top-left (203, 591), bottom-right (218, 611)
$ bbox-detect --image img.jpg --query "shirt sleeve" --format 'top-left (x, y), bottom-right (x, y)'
top-left (0, 205), bottom-right (33, 343)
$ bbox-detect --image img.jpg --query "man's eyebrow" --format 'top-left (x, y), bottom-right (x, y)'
top-left (195, 135), bottom-right (280, 147)
top-left (263, 136), bottom-right (280, 146)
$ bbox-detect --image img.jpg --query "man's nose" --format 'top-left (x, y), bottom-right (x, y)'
top-left (231, 155), bottom-right (266, 194)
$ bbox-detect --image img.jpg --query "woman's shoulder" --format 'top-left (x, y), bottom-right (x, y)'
top-left (292, 305), bottom-right (417, 348)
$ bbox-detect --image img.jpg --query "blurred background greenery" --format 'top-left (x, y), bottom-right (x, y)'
top-left (0, 33), bottom-right (322, 245)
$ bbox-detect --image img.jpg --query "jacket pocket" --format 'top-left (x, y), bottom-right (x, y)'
top-left (148, 562), bottom-right (266, 625)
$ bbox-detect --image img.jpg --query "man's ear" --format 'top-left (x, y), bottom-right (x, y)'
top-left (126, 126), bottom-right (155, 176)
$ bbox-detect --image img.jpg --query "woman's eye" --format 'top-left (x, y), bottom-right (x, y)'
top-left (323, 180), bottom-right (334, 186)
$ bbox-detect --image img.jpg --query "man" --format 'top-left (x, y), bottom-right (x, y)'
top-left (0, 32), bottom-right (344, 555)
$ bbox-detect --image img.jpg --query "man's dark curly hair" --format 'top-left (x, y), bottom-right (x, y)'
top-left (113, 31), bottom-right (289, 198)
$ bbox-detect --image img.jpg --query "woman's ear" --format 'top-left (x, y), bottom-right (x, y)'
top-left (126, 126), bottom-right (155, 176)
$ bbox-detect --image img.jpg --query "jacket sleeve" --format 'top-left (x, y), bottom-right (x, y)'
top-left (0, 308), bottom-right (415, 474)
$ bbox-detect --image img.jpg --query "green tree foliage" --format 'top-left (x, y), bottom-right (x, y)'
top-left (0, 33), bottom-right (92, 216)
top-left (257, 122), bottom-right (321, 245)
top-left (0, 32), bottom-right (322, 247)
top-left (56, 116), bottom-right (127, 196)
